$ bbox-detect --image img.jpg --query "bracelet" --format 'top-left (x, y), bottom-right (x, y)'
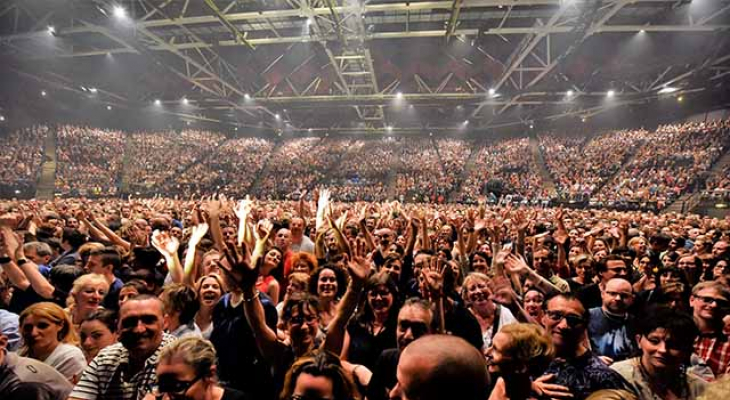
top-left (0, 257), bottom-right (11, 264)
top-left (16, 259), bottom-right (27, 267)
top-left (243, 290), bottom-right (260, 302)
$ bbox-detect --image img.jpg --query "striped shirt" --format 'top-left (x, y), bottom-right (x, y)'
top-left (70, 333), bottom-right (177, 400)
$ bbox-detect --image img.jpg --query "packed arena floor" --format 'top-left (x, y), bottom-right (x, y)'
top-left (0, 189), bottom-right (729, 399)
top-left (1, 119), bottom-right (729, 211)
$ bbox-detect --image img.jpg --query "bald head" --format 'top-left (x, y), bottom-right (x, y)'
top-left (391, 335), bottom-right (488, 400)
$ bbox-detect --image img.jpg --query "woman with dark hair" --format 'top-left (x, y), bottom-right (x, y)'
top-left (611, 306), bottom-right (707, 399)
top-left (635, 266), bottom-right (691, 311)
top-left (661, 251), bottom-right (680, 269)
top-left (342, 271), bottom-right (399, 370)
top-left (256, 246), bottom-right (284, 304)
top-left (568, 254), bottom-right (594, 292)
top-left (194, 274), bottom-right (224, 340)
top-left (79, 309), bottom-right (117, 363)
top-left (118, 279), bottom-right (149, 308)
top-left (309, 264), bottom-right (348, 327)
top-left (280, 350), bottom-right (360, 400)
top-left (470, 251), bottom-right (491, 276)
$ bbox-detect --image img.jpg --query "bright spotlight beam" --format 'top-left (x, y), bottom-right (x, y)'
top-left (113, 5), bottom-right (126, 18)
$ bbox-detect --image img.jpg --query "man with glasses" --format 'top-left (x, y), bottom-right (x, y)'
top-left (540, 293), bottom-right (632, 400)
top-left (691, 281), bottom-right (730, 378)
top-left (588, 278), bottom-right (637, 363)
top-left (70, 295), bottom-right (176, 400)
top-left (578, 254), bottom-right (630, 310)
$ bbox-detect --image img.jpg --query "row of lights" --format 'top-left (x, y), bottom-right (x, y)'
top-left (48, 5), bottom-right (126, 36)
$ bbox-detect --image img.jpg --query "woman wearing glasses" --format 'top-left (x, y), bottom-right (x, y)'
top-left (611, 306), bottom-right (707, 400)
top-left (145, 337), bottom-right (248, 400)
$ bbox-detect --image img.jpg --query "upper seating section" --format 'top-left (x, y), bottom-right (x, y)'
top-left (0, 125), bottom-right (47, 196)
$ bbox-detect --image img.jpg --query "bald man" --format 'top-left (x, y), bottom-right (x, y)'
top-left (389, 335), bottom-right (488, 400)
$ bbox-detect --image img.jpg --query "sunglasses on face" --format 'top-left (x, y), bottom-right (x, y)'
top-left (157, 374), bottom-right (201, 395)
top-left (120, 314), bottom-right (158, 330)
top-left (545, 310), bottom-right (586, 327)
top-left (290, 395), bottom-right (333, 400)
top-left (695, 295), bottom-right (729, 309)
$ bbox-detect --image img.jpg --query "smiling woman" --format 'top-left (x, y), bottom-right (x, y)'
top-left (19, 301), bottom-right (86, 382)
top-left (67, 273), bottom-right (110, 329)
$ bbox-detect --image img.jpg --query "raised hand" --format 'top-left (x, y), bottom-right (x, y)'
top-left (423, 256), bottom-right (447, 299)
top-left (346, 238), bottom-right (371, 287)
top-left (255, 219), bottom-right (273, 241)
top-left (189, 223), bottom-right (209, 245)
top-left (503, 253), bottom-right (529, 276)
top-left (202, 195), bottom-right (222, 218)
top-left (234, 196), bottom-right (253, 221)
top-left (151, 230), bottom-right (180, 258)
top-left (218, 241), bottom-right (257, 291)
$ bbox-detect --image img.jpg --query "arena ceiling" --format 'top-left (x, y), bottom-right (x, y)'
top-left (1, 0), bottom-right (729, 135)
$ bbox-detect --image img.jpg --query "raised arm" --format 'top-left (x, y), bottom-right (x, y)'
top-left (91, 216), bottom-right (131, 251)
top-left (219, 240), bottom-right (284, 359)
top-left (322, 240), bottom-right (369, 355)
top-left (504, 253), bottom-right (561, 297)
top-left (202, 196), bottom-right (226, 253)
top-left (151, 230), bottom-right (183, 285)
top-left (182, 223), bottom-right (209, 285)
top-left (0, 228), bottom-right (30, 291)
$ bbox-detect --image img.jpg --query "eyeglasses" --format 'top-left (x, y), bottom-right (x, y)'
top-left (607, 267), bottom-right (628, 273)
top-left (545, 310), bottom-right (586, 327)
top-left (694, 295), bottom-right (729, 309)
top-left (291, 395), bottom-right (333, 400)
top-left (157, 374), bottom-right (201, 394)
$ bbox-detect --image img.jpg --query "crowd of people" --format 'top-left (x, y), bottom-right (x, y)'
top-left (595, 120), bottom-right (730, 210)
top-left (0, 125), bottom-right (47, 197)
top-left (540, 129), bottom-right (648, 202)
top-left (55, 125), bottom-right (126, 197)
top-left (0, 196), bottom-right (729, 400)
top-left (170, 137), bottom-right (274, 197)
top-left (455, 138), bottom-right (546, 204)
top-left (253, 138), bottom-right (350, 200)
top-left (1, 119), bottom-right (729, 212)
top-left (324, 138), bottom-right (396, 202)
top-left (124, 129), bottom-right (225, 195)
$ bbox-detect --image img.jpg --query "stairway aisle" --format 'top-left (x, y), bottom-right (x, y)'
top-left (35, 126), bottom-right (58, 200)
top-left (447, 142), bottom-right (479, 202)
top-left (662, 149), bottom-right (730, 214)
top-left (529, 137), bottom-right (557, 197)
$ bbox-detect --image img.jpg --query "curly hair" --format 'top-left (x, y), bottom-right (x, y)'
top-left (499, 323), bottom-right (554, 376)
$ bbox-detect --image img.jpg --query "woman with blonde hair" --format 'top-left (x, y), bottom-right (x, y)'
top-left (462, 272), bottom-right (517, 350)
top-left (19, 302), bottom-right (86, 382)
top-left (486, 323), bottom-right (555, 400)
top-left (144, 337), bottom-right (247, 400)
top-left (66, 273), bottom-right (109, 328)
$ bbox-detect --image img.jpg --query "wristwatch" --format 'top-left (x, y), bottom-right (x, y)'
top-left (16, 259), bottom-right (28, 266)
top-left (0, 256), bottom-right (11, 264)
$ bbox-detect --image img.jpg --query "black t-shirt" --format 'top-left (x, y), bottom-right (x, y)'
top-left (7, 286), bottom-right (66, 314)
top-left (365, 348), bottom-right (400, 400)
top-left (210, 293), bottom-right (278, 400)
top-left (221, 387), bottom-right (252, 400)
top-left (445, 300), bottom-right (484, 351)
top-left (346, 318), bottom-right (397, 370)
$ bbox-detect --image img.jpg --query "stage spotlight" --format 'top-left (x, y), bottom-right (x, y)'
top-left (0, 116), bottom-right (5, 122)
top-left (47, 26), bottom-right (56, 35)
top-left (607, 90), bottom-right (615, 97)
top-left (106, 105), bottom-right (112, 110)
top-left (386, 125), bottom-right (393, 133)
top-left (182, 97), bottom-right (189, 105)
top-left (639, 29), bottom-right (645, 33)
top-left (566, 90), bottom-right (574, 96)
top-left (463, 120), bottom-right (469, 125)
top-left (41, 90), bottom-right (47, 97)
top-left (396, 92), bottom-right (403, 99)
top-left (488, 88), bottom-right (496, 96)
top-left (113, 5), bottom-right (126, 18)
top-left (308, 128), bottom-right (313, 132)
top-left (154, 99), bottom-right (161, 105)
top-left (581, 117), bottom-right (587, 123)
top-left (89, 87), bottom-right (98, 94)
top-left (275, 113), bottom-right (281, 119)
top-left (529, 124), bottom-right (534, 129)
top-left (677, 96), bottom-right (684, 103)
top-left (234, 127), bottom-right (238, 131)
top-left (307, 18), bottom-right (313, 26)
top-left (244, 93), bottom-right (251, 100)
